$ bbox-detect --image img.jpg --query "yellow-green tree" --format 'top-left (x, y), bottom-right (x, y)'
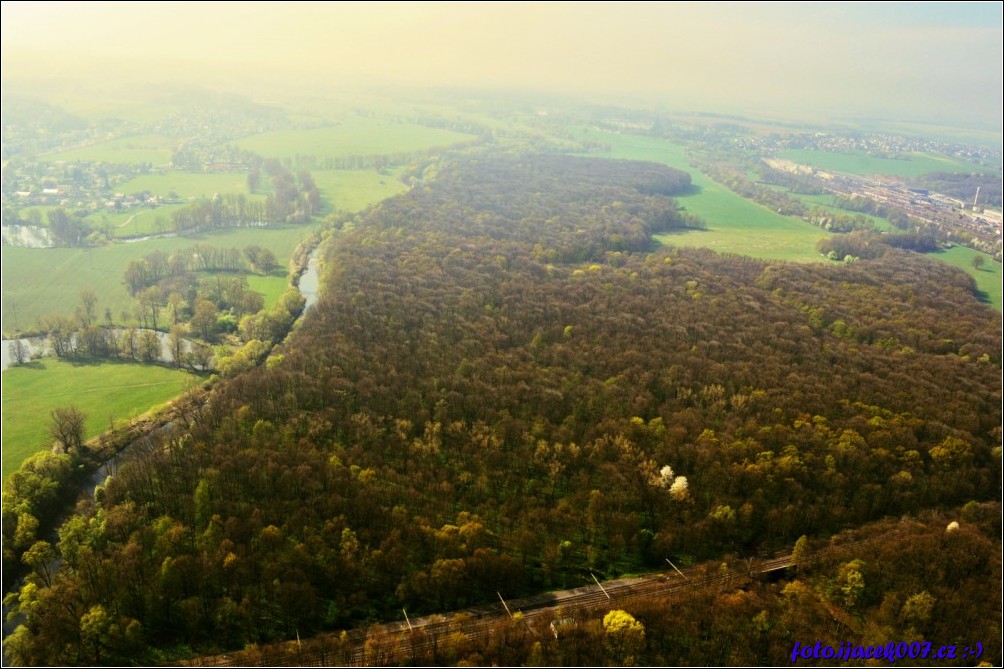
top-left (604, 609), bottom-right (645, 663)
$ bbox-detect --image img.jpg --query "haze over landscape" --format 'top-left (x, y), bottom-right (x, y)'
top-left (1, 2), bottom-right (1001, 667)
top-left (3, 2), bottom-right (1001, 130)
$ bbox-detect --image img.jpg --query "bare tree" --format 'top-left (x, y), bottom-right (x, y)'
top-left (79, 288), bottom-right (98, 327)
top-left (168, 325), bottom-right (187, 367)
top-left (50, 406), bottom-right (86, 454)
top-left (186, 342), bottom-right (213, 371)
top-left (8, 339), bottom-right (28, 365)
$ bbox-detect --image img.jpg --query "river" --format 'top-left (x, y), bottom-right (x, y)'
top-left (2, 246), bottom-right (323, 654)
top-left (298, 251), bottom-right (321, 310)
top-left (1, 224), bottom-right (53, 248)
top-left (2, 328), bottom-right (193, 372)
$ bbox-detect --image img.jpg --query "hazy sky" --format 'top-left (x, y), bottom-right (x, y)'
top-left (2, 2), bottom-right (1001, 128)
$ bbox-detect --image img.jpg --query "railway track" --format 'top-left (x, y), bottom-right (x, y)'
top-left (183, 529), bottom-right (895, 667)
top-left (183, 548), bottom-right (805, 667)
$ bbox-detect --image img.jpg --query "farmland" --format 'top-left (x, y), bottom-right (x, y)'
top-left (234, 116), bottom-right (475, 159)
top-left (115, 171), bottom-right (256, 199)
top-left (39, 133), bottom-right (179, 165)
top-left (581, 130), bottom-right (830, 263)
top-left (779, 148), bottom-right (992, 178)
top-left (1, 358), bottom-right (197, 478)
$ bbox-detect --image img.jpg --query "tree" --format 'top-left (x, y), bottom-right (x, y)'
top-left (900, 591), bottom-right (935, 628)
top-left (79, 289), bottom-right (98, 327)
top-left (119, 327), bottom-right (138, 360)
top-left (167, 292), bottom-right (184, 324)
top-left (141, 286), bottom-right (163, 331)
top-left (836, 560), bottom-right (866, 608)
top-left (50, 406), bottom-right (86, 454)
top-left (186, 342), bottom-right (213, 371)
top-left (971, 255), bottom-right (986, 271)
top-left (244, 245), bottom-right (262, 269)
top-left (44, 315), bottom-right (78, 358)
top-left (168, 325), bottom-right (187, 368)
top-left (258, 248), bottom-right (278, 275)
top-left (8, 339), bottom-right (28, 365)
top-left (192, 300), bottom-right (218, 341)
top-left (603, 609), bottom-right (645, 664)
top-left (21, 540), bottom-right (56, 587)
top-left (138, 330), bottom-right (161, 362)
top-left (792, 535), bottom-right (810, 571)
top-left (247, 167), bottom-right (261, 193)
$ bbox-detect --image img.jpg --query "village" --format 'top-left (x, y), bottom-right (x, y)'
top-left (764, 155), bottom-right (1002, 255)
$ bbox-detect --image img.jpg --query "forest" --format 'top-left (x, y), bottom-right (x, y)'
top-left (4, 152), bottom-right (1000, 665)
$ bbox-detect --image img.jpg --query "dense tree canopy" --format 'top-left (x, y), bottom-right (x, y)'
top-left (5, 152), bottom-right (999, 664)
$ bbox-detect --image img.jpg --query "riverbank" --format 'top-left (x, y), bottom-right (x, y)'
top-left (2, 233), bottom-right (326, 601)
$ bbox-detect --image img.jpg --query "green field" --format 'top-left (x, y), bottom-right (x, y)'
top-left (116, 171), bottom-right (255, 199)
top-left (779, 148), bottom-right (992, 178)
top-left (85, 203), bottom-right (190, 238)
top-left (931, 246), bottom-right (1002, 311)
top-left (1, 358), bottom-right (196, 478)
top-left (246, 274), bottom-right (289, 309)
top-left (234, 117), bottom-right (474, 159)
top-left (792, 192), bottom-right (894, 231)
top-left (41, 133), bottom-right (178, 165)
top-left (310, 168), bottom-right (408, 212)
top-left (1, 224), bottom-right (315, 334)
top-left (579, 130), bottom-right (829, 262)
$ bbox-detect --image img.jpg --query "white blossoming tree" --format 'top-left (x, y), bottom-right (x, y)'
top-left (653, 464), bottom-right (689, 501)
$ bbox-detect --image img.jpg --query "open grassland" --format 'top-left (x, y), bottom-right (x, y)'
top-left (246, 274), bottom-right (289, 309)
top-left (932, 246), bottom-right (1002, 311)
top-left (116, 171), bottom-right (255, 199)
top-left (580, 130), bottom-right (829, 262)
top-left (85, 203), bottom-right (189, 238)
top-left (1, 359), bottom-right (196, 479)
top-left (234, 116), bottom-right (475, 159)
top-left (779, 148), bottom-right (993, 178)
top-left (310, 168), bottom-right (408, 213)
top-left (40, 133), bottom-right (178, 165)
top-left (1, 224), bottom-right (315, 334)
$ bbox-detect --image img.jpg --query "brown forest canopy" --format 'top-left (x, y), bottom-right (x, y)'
top-left (5, 153), bottom-right (1000, 665)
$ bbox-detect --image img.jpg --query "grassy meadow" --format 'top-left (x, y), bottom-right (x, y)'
top-left (40, 133), bottom-right (178, 165)
top-left (234, 116), bottom-right (474, 159)
top-left (310, 168), bottom-right (408, 213)
top-left (2, 224), bottom-right (315, 333)
top-left (779, 148), bottom-right (992, 178)
top-left (932, 246), bottom-right (1002, 311)
top-left (116, 171), bottom-right (256, 199)
top-left (246, 274), bottom-right (289, 309)
top-left (86, 203), bottom-right (189, 238)
top-left (579, 130), bottom-right (829, 263)
top-left (1, 358), bottom-right (197, 479)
